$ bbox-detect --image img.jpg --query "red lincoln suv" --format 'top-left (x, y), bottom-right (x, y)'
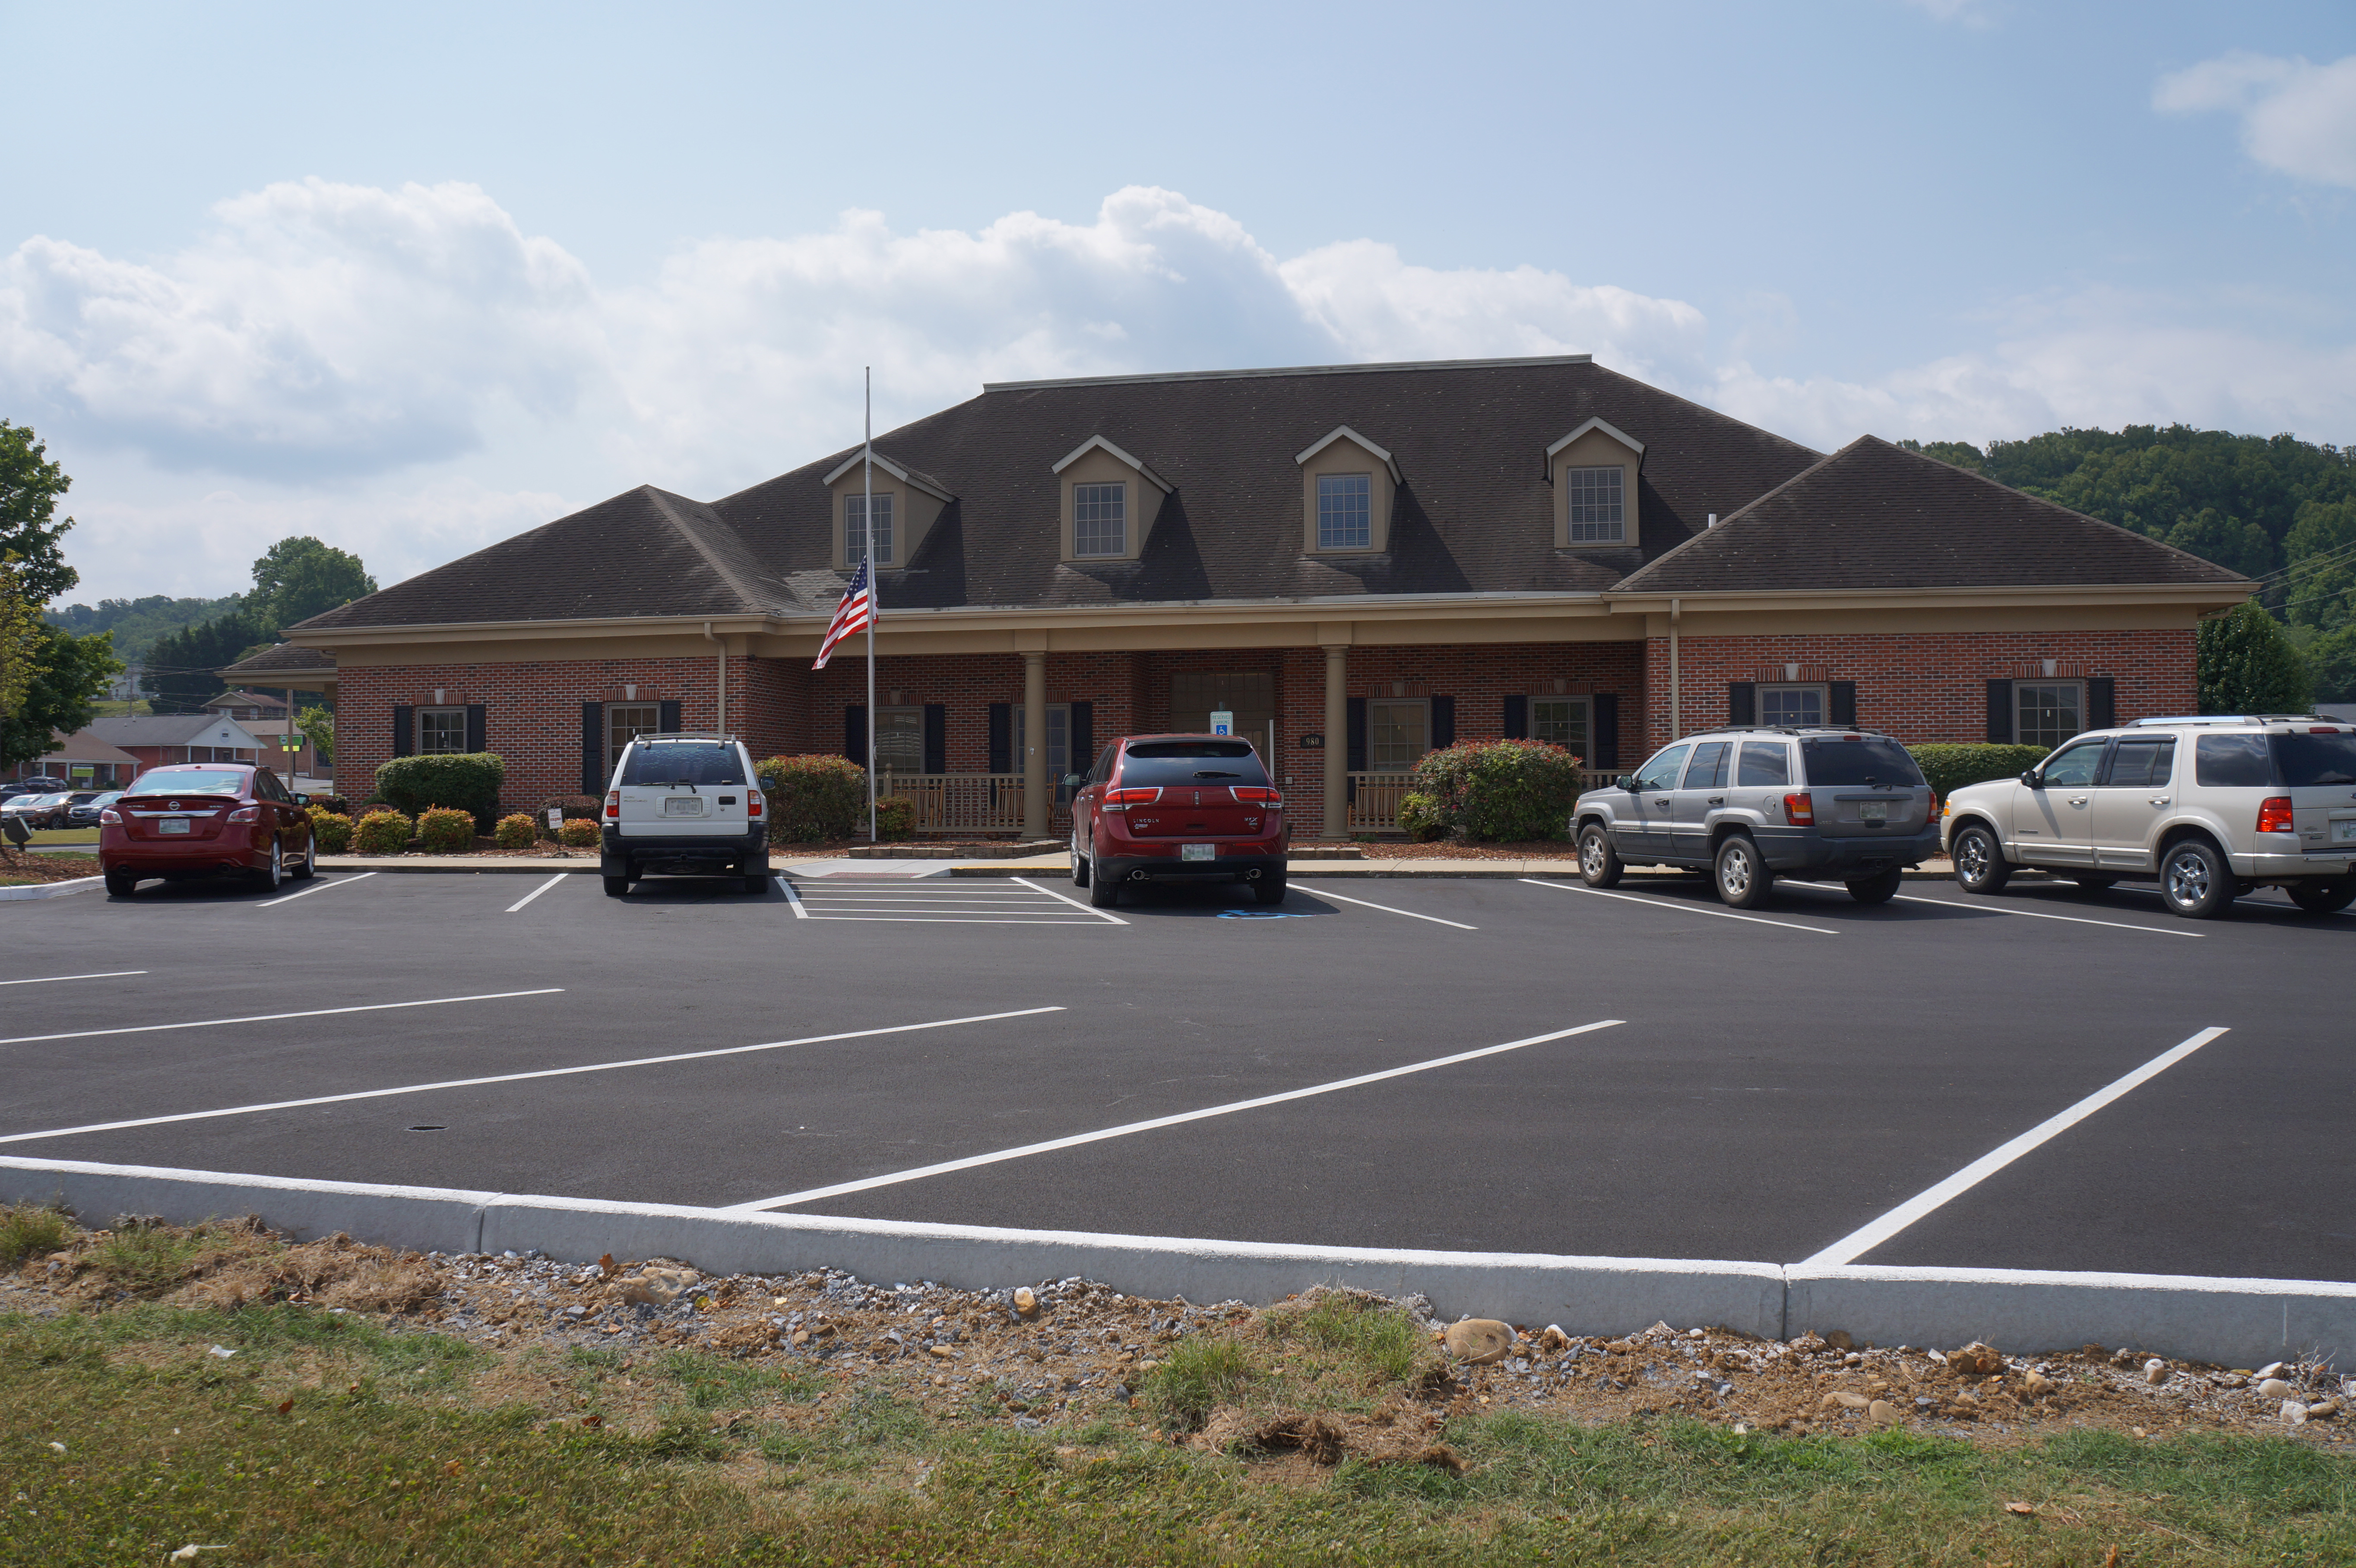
top-left (1067, 734), bottom-right (1288, 908)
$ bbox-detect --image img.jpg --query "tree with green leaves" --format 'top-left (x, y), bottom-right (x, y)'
top-left (0, 560), bottom-right (45, 726)
top-left (0, 420), bottom-right (81, 604)
top-left (296, 704), bottom-right (335, 766)
top-left (0, 423), bottom-right (117, 765)
top-left (2197, 601), bottom-right (2311, 715)
top-left (139, 608), bottom-right (269, 712)
top-left (248, 536), bottom-right (376, 634)
top-left (1, 620), bottom-right (122, 768)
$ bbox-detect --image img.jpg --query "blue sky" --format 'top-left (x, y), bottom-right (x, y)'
top-left (4, 0), bottom-right (2353, 604)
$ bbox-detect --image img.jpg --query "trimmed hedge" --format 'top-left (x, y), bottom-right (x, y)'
top-left (1906, 743), bottom-right (2052, 803)
top-left (415, 806), bottom-right (476, 854)
top-left (308, 809), bottom-right (354, 854)
top-left (352, 809), bottom-right (413, 855)
top-left (874, 795), bottom-right (915, 841)
top-left (1404, 739), bottom-right (1586, 842)
top-left (307, 793), bottom-right (352, 816)
top-left (557, 816), bottom-right (602, 849)
top-left (755, 754), bottom-right (868, 844)
top-left (494, 813), bottom-right (538, 850)
top-left (375, 753), bottom-right (505, 825)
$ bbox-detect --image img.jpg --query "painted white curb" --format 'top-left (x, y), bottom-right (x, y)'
top-left (0, 875), bottom-right (105, 901)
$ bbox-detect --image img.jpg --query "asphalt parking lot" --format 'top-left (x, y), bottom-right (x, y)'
top-left (3, 863), bottom-right (2349, 1286)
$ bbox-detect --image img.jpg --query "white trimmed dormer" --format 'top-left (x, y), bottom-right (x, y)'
top-left (1546, 417), bottom-right (1644, 550)
top-left (1295, 425), bottom-right (1400, 555)
top-left (1051, 436), bottom-right (1172, 563)
top-left (824, 452), bottom-right (955, 572)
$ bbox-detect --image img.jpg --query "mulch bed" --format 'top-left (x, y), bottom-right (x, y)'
top-left (1360, 840), bottom-right (1580, 860)
top-left (0, 851), bottom-right (103, 884)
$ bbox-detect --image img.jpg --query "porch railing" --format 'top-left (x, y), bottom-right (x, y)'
top-left (875, 772), bottom-right (1071, 838)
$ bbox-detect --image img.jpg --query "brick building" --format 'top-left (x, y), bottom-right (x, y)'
top-left (223, 355), bottom-right (2248, 838)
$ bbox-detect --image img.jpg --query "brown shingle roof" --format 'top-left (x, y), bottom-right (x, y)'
top-left (1612, 436), bottom-right (2251, 595)
top-left (220, 643), bottom-right (336, 676)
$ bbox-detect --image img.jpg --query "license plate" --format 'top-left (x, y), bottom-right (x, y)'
top-left (662, 797), bottom-right (704, 816)
top-left (158, 818), bottom-right (190, 835)
top-left (2337, 819), bottom-right (2356, 843)
top-left (1181, 843), bottom-right (1215, 861)
top-left (1859, 802), bottom-right (1888, 824)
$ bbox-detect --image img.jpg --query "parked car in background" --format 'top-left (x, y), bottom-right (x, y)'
top-left (98, 764), bottom-right (318, 896)
top-left (67, 790), bottom-right (124, 828)
top-left (1942, 714), bottom-right (2356, 918)
top-left (1572, 727), bottom-right (1940, 908)
top-left (2, 791), bottom-right (71, 830)
top-left (1068, 733), bottom-right (1289, 907)
top-left (0, 777), bottom-right (68, 803)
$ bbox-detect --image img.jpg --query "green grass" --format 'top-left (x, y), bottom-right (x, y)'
top-left (0, 1204), bottom-right (73, 1268)
top-left (3, 1301), bottom-right (2352, 1566)
top-left (25, 826), bottom-right (99, 845)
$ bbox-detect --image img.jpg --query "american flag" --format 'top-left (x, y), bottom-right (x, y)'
top-left (811, 558), bottom-right (872, 670)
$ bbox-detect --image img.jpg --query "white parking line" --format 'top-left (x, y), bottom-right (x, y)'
top-left (256, 871), bottom-right (377, 909)
top-left (777, 876), bottom-right (807, 918)
top-left (1889, 891), bottom-right (2201, 937)
top-left (504, 873), bottom-right (569, 914)
top-left (1292, 883), bottom-right (1476, 930)
top-left (0, 970), bottom-right (147, 987)
top-left (728, 1017), bottom-right (1626, 1211)
top-left (0, 988), bottom-right (565, 1048)
top-left (0, 1005), bottom-right (1064, 1146)
top-left (1520, 879), bottom-right (1839, 935)
top-left (1010, 876), bottom-right (1130, 926)
top-left (1798, 1025), bottom-right (2232, 1268)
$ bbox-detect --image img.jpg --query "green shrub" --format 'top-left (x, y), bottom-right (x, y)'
top-left (1405, 738), bottom-right (1585, 842)
top-left (352, 809), bottom-right (413, 855)
top-left (1906, 743), bottom-right (2053, 803)
top-left (539, 793), bottom-right (600, 830)
top-left (307, 808), bottom-right (354, 854)
top-left (755, 754), bottom-right (868, 843)
top-left (0, 1202), bottom-right (72, 1268)
top-left (375, 753), bottom-right (505, 823)
top-left (558, 816), bottom-right (602, 849)
top-left (306, 793), bottom-right (352, 816)
top-left (1395, 791), bottom-right (1447, 842)
top-left (874, 795), bottom-right (915, 841)
top-left (415, 806), bottom-right (476, 853)
top-left (494, 812), bottom-right (538, 850)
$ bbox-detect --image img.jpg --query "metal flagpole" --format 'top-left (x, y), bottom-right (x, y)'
top-left (863, 367), bottom-right (878, 843)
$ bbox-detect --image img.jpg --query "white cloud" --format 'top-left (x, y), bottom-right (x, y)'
top-left (2155, 51), bottom-right (2356, 188)
top-left (1895, 0), bottom-right (1998, 27)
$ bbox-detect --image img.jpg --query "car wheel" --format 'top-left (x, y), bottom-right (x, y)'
top-left (1578, 825), bottom-right (1624, 888)
top-left (1070, 833), bottom-right (1091, 888)
top-left (290, 840), bottom-right (316, 880)
top-left (1846, 866), bottom-right (1904, 905)
top-left (104, 869), bottom-right (138, 897)
top-left (1951, 824), bottom-right (2011, 894)
top-left (1714, 834), bottom-right (1773, 909)
top-left (256, 840), bottom-right (283, 891)
top-left (1088, 870), bottom-right (1120, 908)
top-left (603, 875), bottom-right (629, 898)
top-left (2069, 874), bottom-right (2117, 891)
top-left (1253, 872), bottom-right (1287, 906)
top-left (2286, 877), bottom-right (2356, 915)
top-left (2159, 838), bottom-right (2233, 919)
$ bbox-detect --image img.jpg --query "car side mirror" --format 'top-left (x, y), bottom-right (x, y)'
top-left (1617, 775), bottom-right (1637, 791)
top-left (294, 793), bottom-right (310, 807)
top-left (2020, 770), bottom-right (2042, 787)
top-left (1062, 774), bottom-right (1086, 789)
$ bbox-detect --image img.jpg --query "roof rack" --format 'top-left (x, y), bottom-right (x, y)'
top-left (631, 733), bottom-right (739, 744)
top-left (2128, 714), bottom-right (2318, 727)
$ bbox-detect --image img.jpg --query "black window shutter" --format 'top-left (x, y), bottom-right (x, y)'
top-left (844, 705), bottom-right (867, 765)
top-left (1728, 682), bottom-right (1755, 726)
top-left (1501, 694), bottom-right (1527, 739)
top-left (2086, 677), bottom-right (2115, 731)
top-left (392, 705), bottom-right (414, 759)
top-left (1591, 693), bottom-right (1619, 769)
top-left (1429, 695), bottom-right (1455, 751)
top-left (465, 704), bottom-right (487, 753)
top-left (1345, 697), bottom-right (1367, 772)
top-left (1828, 681), bottom-right (1857, 727)
top-left (1986, 680), bottom-right (2014, 743)
top-left (579, 702), bottom-right (603, 793)
top-left (1068, 702), bottom-right (1092, 776)
top-left (658, 699), bottom-right (681, 734)
top-left (922, 704), bottom-right (946, 774)
top-left (987, 703), bottom-right (1012, 773)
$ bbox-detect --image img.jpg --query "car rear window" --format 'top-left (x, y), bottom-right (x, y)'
top-left (1118, 740), bottom-right (1270, 787)
top-left (125, 771), bottom-right (248, 797)
top-left (2194, 734), bottom-right (2274, 788)
top-left (1799, 737), bottom-right (1923, 787)
top-left (2274, 732), bottom-right (2356, 787)
top-left (622, 743), bottom-right (746, 786)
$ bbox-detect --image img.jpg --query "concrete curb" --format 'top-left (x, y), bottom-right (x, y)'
top-left (0, 875), bottom-right (105, 901)
top-left (6, 1156), bottom-right (2346, 1362)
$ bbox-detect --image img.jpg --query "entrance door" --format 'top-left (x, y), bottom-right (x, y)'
top-left (1170, 673), bottom-right (1275, 767)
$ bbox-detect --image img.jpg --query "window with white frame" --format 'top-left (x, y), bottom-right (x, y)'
top-left (418, 707), bottom-right (468, 755)
top-left (2016, 681), bottom-right (2084, 749)
top-left (871, 706), bottom-right (924, 776)
top-left (845, 492), bottom-right (894, 566)
top-left (1565, 465), bottom-right (1625, 542)
top-left (1758, 684), bottom-right (1825, 728)
top-left (607, 703), bottom-right (659, 779)
top-left (1527, 695), bottom-right (1589, 758)
top-left (1367, 699), bottom-right (1428, 771)
top-left (1317, 473), bottom-right (1371, 550)
top-left (1073, 481), bottom-right (1126, 557)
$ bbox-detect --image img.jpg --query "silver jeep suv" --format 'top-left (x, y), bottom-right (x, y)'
top-left (1572, 727), bottom-right (1939, 908)
top-left (1941, 714), bottom-right (2356, 918)
top-left (600, 734), bottom-right (769, 897)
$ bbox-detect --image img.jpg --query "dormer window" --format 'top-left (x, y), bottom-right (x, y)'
top-left (1054, 436), bottom-right (1169, 563)
top-left (1546, 417), bottom-right (1644, 550)
top-left (1296, 426), bottom-right (1399, 554)
top-left (1564, 466), bottom-right (1624, 542)
top-left (846, 491), bottom-right (894, 566)
top-left (1074, 482), bottom-right (1127, 556)
top-left (824, 451), bottom-right (952, 571)
top-left (1317, 474), bottom-right (1371, 549)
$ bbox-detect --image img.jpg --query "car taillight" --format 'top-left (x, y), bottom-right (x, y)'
top-left (1783, 792), bottom-right (1814, 825)
top-left (747, 789), bottom-right (763, 817)
top-left (99, 808), bottom-right (121, 824)
top-left (228, 806), bottom-right (260, 823)
top-left (1105, 787), bottom-right (1161, 804)
top-left (1233, 787), bottom-right (1281, 803)
top-left (2257, 796), bottom-right (2295, 834)
top-left (606, 790), bottom-right (621, 818)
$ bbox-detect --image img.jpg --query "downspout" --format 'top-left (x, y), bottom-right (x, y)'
top-left (703, 621), bottom-right (727, 736)
top-left (1669, 598), bottom-right (1681, 742)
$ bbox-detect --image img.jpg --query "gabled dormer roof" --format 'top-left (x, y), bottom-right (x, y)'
top-left (1294, 425), bottom-right (1402, 484)
top-left (1546, 416), bottom-right (1645, 460)
top-left (1051, 434), bottom-right (1173, 493)
top-left (820, 450), bottom-right (956, 503)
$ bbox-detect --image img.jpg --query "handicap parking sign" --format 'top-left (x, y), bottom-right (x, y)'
top-left (1210, 709), bottom-right (1232, 735)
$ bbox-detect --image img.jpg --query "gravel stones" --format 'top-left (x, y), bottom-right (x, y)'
top-left (1443, 1319), bottom-right (1516, 1366)
top-left (1867, 1399), bottom-right (1903, 1426)
top-left (1013, 1287), bottom-right (1039, 1318)
top-left (2144, 1358), bottom-right (2170, 1386)
top-left (1950, 1342), bottom-right (2005, 1377)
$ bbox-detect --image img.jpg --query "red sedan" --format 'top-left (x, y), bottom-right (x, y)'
top-left (99, 764), bottom-right (319, 897)
top-left (1068, 733), bottom-right (1288, 908)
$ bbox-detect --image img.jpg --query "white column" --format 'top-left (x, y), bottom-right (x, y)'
top-left (1321, 644), bottom-right (1348, 839)
top-left (1022, 651), bottom-right (1047, 839)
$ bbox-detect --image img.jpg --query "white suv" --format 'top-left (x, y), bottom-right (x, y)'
top-left (600, 735), bottom-right (768, 897)
top-left (1941, 715), bottom-right (2356, 919)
